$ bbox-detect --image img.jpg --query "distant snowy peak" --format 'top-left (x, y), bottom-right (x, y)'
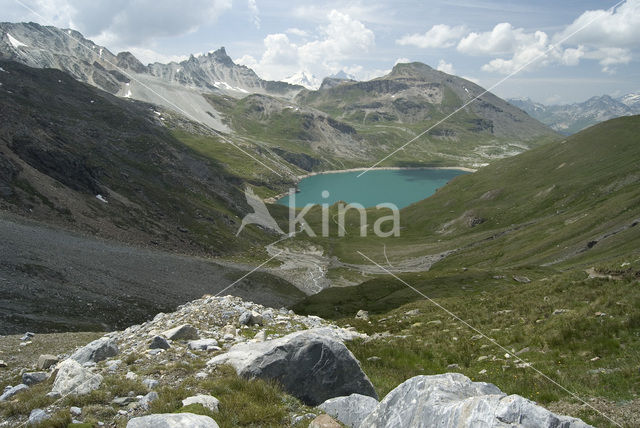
top-left (508, 97), bottom-right (547, 113)
top-left (509, 92), bottom-right (640, 135)
top-left (619, 92), bottom-right (640, 108)
top-left (329, 70), bottom-right (358, 81)
top-left (283, 70), bottom-right (321, 90)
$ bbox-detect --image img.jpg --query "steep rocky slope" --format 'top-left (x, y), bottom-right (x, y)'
top-left (0, 295), bottom-right (595, 427)
top-left (0, 60), bottom-right (280, 255)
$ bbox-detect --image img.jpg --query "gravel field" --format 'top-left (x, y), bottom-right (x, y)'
top-left (0, 213), bottom-right (303, 334)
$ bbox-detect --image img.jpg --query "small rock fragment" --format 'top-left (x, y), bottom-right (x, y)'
top-left (182, 394), bottom-right (220, 412)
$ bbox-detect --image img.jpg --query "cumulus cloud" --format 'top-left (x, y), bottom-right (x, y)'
top-left (236, 10), bottom-right (375, 81)
top-left (421, 0), bottom-right (640, 75)
top-left (397, 24), bottom-right (466, 48)
top-left (477, 29), bottom-right (550, 74)
top-left (457, 23), bottom-right (539, 56)
top-left (436, 59), bottom-right (455, 74)
top-left (556, 0), bottom-right (640, 48)
top-left (66, 0), bottom-right (232, 46)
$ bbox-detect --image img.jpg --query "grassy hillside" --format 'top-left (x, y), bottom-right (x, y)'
top-left (295, 115), bottom-right (640, 271)
top-left (0, 60), bottom-right (290, 256)
top-left (292, 116), bottom-right (640, 427)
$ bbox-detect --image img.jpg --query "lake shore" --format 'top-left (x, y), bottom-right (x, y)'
top-left (296, 165), bottom-right (477, 180)
top-left (265, 165), bottom-right (477, 204)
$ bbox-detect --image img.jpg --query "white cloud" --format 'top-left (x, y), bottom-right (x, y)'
top-left (286, 28), bottom-right (308, 37)
top-left (584, 47), bottom-right (632, 74)
top-left (397, 24), bottom-right (466, 48)
top-left (248, 0), bottom-right (261, 29)
top-left (67, 0), bottom-right (232, 46)
top-left (457, 23), bottom-right (537, 56)
top-left (436, 59), bottom-right (455, 74)
top-left (479, 30), bottom-right (550, 74)
top-left (556, 0), bottom-right (640, 48)
top-left (394, 58), bottom-right (411, 65)
top-left (237, 10), bottom-right (375, 81)
top-left (454, 1), bottom-right (640, 75)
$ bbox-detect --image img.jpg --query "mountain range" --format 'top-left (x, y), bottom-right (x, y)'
top-left (1, 22), bottom-right (559, 175)
top-left (509, 92), bottom-right (640, 135)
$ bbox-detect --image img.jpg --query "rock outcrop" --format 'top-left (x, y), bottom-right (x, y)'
top-left (318, 393), bottom-right (379, 427)
top-left (207, 328), bottom-right (378, 406)
top-left (50, 359), bottom-right (103, 397)
top-left (126, 413), bottom-right (219, 428)
top-left (162, 324), bottom-right (199, 341)
top-left (70, 337), bottom-right (119, 364)
top-left (359, 373), bottom-right (593, 428)
top-left (0, 384), bottom-right (28, 401)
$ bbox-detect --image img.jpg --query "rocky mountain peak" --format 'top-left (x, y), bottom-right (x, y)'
top-left (388, 61), bottom-right (435, 79)
top-left (116, 51), bottom-right (147, 73)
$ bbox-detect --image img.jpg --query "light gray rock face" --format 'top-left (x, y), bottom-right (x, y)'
top-left (318, 393), bottom-right (379, 428)
top-left (359, 373), bottom-right (593, 428)
top-left (37, 354), bottom-right (59, 370)
top-left (208, 329), bottom-right (377, 406)
top-left (163, 324), bottom-right (198, 341)
top-left (182, 394), bottom-right (220, 412)
top-left (22, 371), bottom-right (48, 386)
top-left (126, 412), bottom-right (219, 428)
top-left (0, 384), bottom-right (28, 401)
top-left (70, 337), bottom-right (119, 364)
top-left (51, 359), bottom-right (103, 397)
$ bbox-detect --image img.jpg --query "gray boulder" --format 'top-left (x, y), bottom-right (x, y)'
top-left (51, 359), bottom-right (103, 396)
top-left (126, 413), bottom-right (219, 428)
top-left (140, 391), bottom-right (159, 409)
top-left (359, 373), bottom-right (593, 428)
top-left (150, 336), bottom-right (171, 350)
top-left (37, 354), bottom-right (59, 370)
top-left (0, 384), bottom-right (28, 401)
top-left (163, 324), bottom-right (198, 341)
top-left (28, 408), bottom-right (49, 424)
top-left (70, 337), bottom-right (119, 364)
top-left (318, 393), bottom-right (379, 427)
top-left (238, 311), bottom-right (263, 326)
top-left (208, 329), bottom-right (377, 406)
top-left (22, 371), bottom-right (48, 386)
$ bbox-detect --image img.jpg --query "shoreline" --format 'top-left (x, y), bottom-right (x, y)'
top-left (295, 165), bottom-right (477, 180)
top-left (264, 165), bottom-right (477, 204)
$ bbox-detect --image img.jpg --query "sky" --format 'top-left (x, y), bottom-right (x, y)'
top-left (1, 0), bottom-right (639, 104)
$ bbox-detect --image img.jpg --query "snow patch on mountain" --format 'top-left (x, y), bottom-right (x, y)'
top-left (620, 92), bottom-right (640, 108)
top-left (6, 33), bottom-right (27, 49)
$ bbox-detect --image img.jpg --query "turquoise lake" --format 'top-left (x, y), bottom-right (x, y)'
top-left (277, 168), bottom-right (469, 209)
